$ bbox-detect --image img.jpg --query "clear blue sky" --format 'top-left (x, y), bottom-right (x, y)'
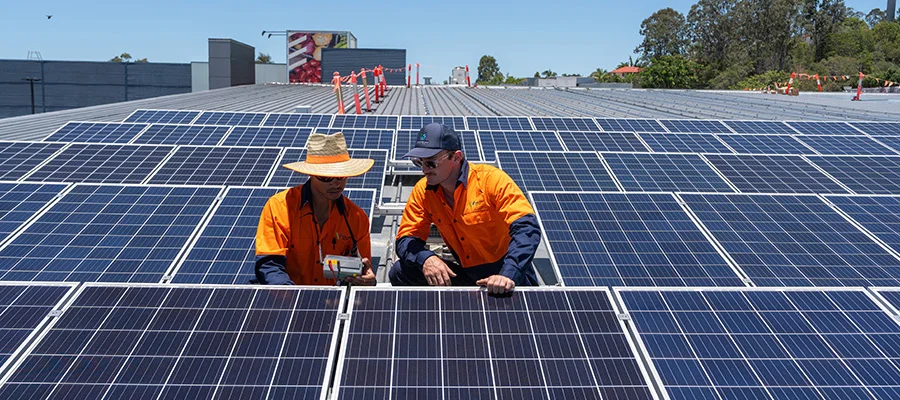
top-left (0, 0), bottom-right (889, 81)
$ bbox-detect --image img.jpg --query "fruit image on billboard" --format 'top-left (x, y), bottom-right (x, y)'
top-left (288, 31), bottom-right (349, 83)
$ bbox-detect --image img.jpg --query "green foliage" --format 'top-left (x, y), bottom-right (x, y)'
top-left (732, 70), bottom-right (791, 90)
top-left (640, 55), bottom-right (700, 89)
top-left (477, 55), bottom-right (501, 84)
top-left (541, 70), bottom-right (557, 78)
top-left (109, 52), bottom-right (148, 63)
top-left (635, 8), bottom-right (689, 61)
top-left (256, 53), bottom-right (273, 64)
top-left (503, 74), bottom-right (523, 85)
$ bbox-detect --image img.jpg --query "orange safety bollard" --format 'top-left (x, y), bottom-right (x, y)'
top-left (785, 72), bottom-right (796, 94)
top-left (350, 72), bottom-right (362, 114)
top-left (380, 65), bottom-right (388, 94)
top-left (332, 72), bottom-right (345, 114)
top-left (373, 68), bottom-right (381, 103)
top-left (407, 64), bottom-right (411, 88)
top-left (360, 69), bottom-right (372, 112)
top-left (815, 74), bottom-right (822, 92)
top-left (416, 63), bottom-right (420, 86)
top-left (852, 72), bottom-right (864, 101)
top-left (465, 65), bottom-right (471, 87)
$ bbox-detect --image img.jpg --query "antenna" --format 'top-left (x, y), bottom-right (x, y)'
top-left (889, 0), bottom-right (896, 22)
top-left (27, 50), bottom-right (43, 61)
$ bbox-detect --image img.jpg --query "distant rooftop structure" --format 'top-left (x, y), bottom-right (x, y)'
top-left (610, 66), bottom-right (642, 77)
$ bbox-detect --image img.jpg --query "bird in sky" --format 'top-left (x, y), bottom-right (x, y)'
top-left (46, 15), bottom-right (52, 19)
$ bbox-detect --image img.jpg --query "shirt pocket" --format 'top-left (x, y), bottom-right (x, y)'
top-left (461, 210), bottom-right (493, 225)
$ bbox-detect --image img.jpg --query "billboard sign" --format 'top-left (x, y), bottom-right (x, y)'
top-left (287, 31), bottom-right (354, 83)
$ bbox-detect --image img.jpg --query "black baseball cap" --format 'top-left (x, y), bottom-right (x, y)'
top-left (402, 123), bottom-right (461, 159)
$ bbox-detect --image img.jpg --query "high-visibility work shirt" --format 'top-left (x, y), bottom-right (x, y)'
top-left (256, 183), bottom-right (371, 285)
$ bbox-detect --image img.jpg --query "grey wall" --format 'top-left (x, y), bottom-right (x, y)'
top-left (0, 60), bottom-right (191, 119)
top-left (321, 48), bottom-right (406, 86)
top-left (208, 39), bottom-right (255, 90)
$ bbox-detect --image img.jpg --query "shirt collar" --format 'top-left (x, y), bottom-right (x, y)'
top-left (299, 179), bottom-right (346, 214)
top-left (426, 160), bottom-right (470, 191)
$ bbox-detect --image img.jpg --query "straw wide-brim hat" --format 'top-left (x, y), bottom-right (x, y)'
top-left (283, 132), bottom-right (374, 177)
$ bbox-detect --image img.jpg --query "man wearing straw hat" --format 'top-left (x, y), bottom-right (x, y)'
top-left (255, 133), bottom-right (376, 286)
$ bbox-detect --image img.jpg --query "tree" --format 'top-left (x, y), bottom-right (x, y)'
top-left (635, 8), bottom-right (689, 61)
top-left (533, 71), bottom-right (541, 78)
top-left (866, 8), bottom-right (886, 27)
top-left (687, 0), bottom-right (739, 68)
top-left (801, 0), bottom-right (850, 62)
top-left (109, 52), bottom-right (148, 63)
top-left (256, 52), bottom-right (273, 64)
top-left (590, 68), bottom-right (608, 81)
top-left (639, 55), bottom-right (700, 88)
top-left (541, 69), bottom-right (557, 78)
top-left (477, 55), bottom-right (501, 84)
top-left (503, 74), bottom-right (523, 85)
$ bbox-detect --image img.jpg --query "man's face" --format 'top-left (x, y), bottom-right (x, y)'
top-left (310, 175), bottom-right (348, 201)
top-left (415, 150), bottom-right (459, 186)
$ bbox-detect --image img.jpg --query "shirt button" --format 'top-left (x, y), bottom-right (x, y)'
top-left (466, 255), bottom-right (470, 259)
top-left (314, 279), bottom-right (319, 282)
top-left (453, 219), bottom-right (457, 223)
top-left (460, 237), bottom-right (465, 241)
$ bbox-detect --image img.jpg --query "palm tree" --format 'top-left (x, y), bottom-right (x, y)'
top-left (541, 69), bottom-right (557, 78)
top-left (590, 68), bottom-right (608, 81)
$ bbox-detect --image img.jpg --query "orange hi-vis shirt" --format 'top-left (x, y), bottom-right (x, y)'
top-left (256, 184), bottom-right (371, 285)
top-left (397, 163), bottom-right (534, 268)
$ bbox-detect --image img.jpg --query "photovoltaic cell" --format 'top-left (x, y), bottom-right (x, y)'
top-left (310, 128), bottom-right (394, 150)
top-left (716, 134), bottom-right (814, 155)
top-left (558, 131), bottom-right (649, 152)
top-left (796, 135), bottom-right (897, 156)
top-left (0, 284), bottom-right (344, 399)
top-left (268, 149), bottom-right (388, 201)
top-left (638, 133), bottom-right (731, 153)
top-left (193, 111), bottom-right (266, 126)
top-left (602, 153), bottom-right (734, 193)
top-left (806, 155), bottom-right (900, 195)
top-left (44, 122), bottom-right (148, 144)
top-left (24, 144), bottom-right (174, 184)
top-left (394, 130), bottom-right (481, 162)
top-left (703, 154), bottom-right (848, 194)
top-left (496, 152), bottom-right (618, 193)
top-left (335, 288), bottom-right (655, 399)
top-left (124, 110), bottom-right (200, 125)
top-left (263, 113), bottom-right (333, 128)
top-left (147, 146), bottom-right (280, 186)
top-left (619, 288), bottom-right (900, 400)
top-left (790, 121), bottom-right (862, 135)
top-left (0, 283), bottom-right (77, 375)
top-left (331, 115), bottom-right (398, 130)
top-left (531, 192), bottom-right (743, 287)
top-left (660, 120), bottom-right (731, 134)
top-left (825, 195), bottom-right (900, 256)
top-left (723, 120), bottom-right (796, 135)
top-left (466, 116), bottom-right (533, 131)
top-left (221, 127), bottom-right (312, 148)
top-left (850, 122), bottom-right (900, 136)
top-left (531, 117), bottom-right (600, 131)
top-left (477, 130), bottom-right (564, 162)
top-left (0, 142), bottom-right (65, 181)
top-left (595, 119), bottom-right (666, 133)
top-left (171, 188), bottom-right (376, 285)
top-left (0, 182), bottom-right (68, 245)
top-left (868, 136), bottom-right (900, 154)
top-left (132, 124), bottom-right (230, 146)
top-left (400, 116), bottom-right (466, 130)
top-left (681, 193), bottom-right (900, 286)
top-left (0, 184), bottom-right (221, 282)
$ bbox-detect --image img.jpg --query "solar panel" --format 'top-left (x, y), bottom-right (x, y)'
top-left (0, 283), bottom-right (77, 377)
top-left (595, 118), bottom-right (666, 133)
top-left (310, 128), bottom-right (394, 150)
top-left (221, 127), bottom-right (312, 148)
top-left (263, 113), bottom-right (333, 128)
top-left (496, 152), bottom-right (619, 193)
top-left (660, 120), bottom-right (731, 134)
top-left (703, 154), bottom-right (848, 194)
top-left (806, 155), bottom-right (900, 195)
top-left (268, 149), bottom-right (388, 201)
top-left (466, 116), bottom-right (533, 131)
top-left (557, 131), bottom-right (649, 152)
top-left (0, 142), bottom-right (65, 181)
top-left (872, 287), bottom-right (900, 314)
top-left (394, 130), bottom-right (482, 163)
top-left (531, 117), bottom-right (601, 131)
top-left (0, 182), bottom-right (68, 246)
top-left (723, 120), bottom-right (797, 135)
top-left (399, 116), bottom-right (466, 130)
top-left (170, 187), bottom-right (376, 285)
top-left (123, 109), bottom-right (200, 125)
top-left (193, 111), bottom-right (267, 126)
top-left (24, 144), bottom-right (174, 184)
top-left (867, 136), bottom-right (900, 154)
top-left (477, 130), bottom-right (564, 162)
top-left (796, 135), bottom-right (897, 156)
top-left (825, 195), bottom-right (900, 256)
top-left (850, 122), bottom-right (900, 136)
top-left (680, 193), bottom-right (900, 286)
top-left (618, 287), bottom-right (900, 400)
top-left (790, 121), bottom-right (862, 135)
top-left (44, 122), bottom-right (148, 144)
top-left (147, 146), bottom-right (280, 186)
top-left (0, 284), bottom-right (344, 399)
top-left (0, 184), bottom-right (221, 282)
top-left (334, 288), bottom-right (655, 399)
top-left (602, 153), bottom-right (734, 193)
top-left (132, 124), bottom-right (230, 146)
top-left (331, 115), bottom-right (398, 130)
top-left (638, 133), bottom-right (731, 153)
top-left (716, 134), bottom-right (814, 155)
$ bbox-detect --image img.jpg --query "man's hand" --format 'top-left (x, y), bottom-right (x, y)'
top-left (344, 258), bottom-right (376, 286)
top-left (422, 256), bottom-right (456, 286)
top-left (476, 274), bottom-right (515, 294)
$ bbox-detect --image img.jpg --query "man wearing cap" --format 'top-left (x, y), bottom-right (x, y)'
top-left (391, 123), bottom-right (541, 294)
top-left (255, 133), bottom-right (376, 286)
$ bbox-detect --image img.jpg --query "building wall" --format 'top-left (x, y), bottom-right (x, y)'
top-left (208, 39), bottom-right (255, 90)
top-left (320, 48), bottom-right (406, 86)
top-left (191, 62), bottom-right (288, 92)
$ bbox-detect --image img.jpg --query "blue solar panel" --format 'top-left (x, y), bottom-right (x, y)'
top-left (638, 133), bottom-right (731, 153)
top-left (263, 113), bottom-right (333, 128)
top-left (477, 130), bottom-right (564, 162)
top-left (716, 134), bottom-right (814, 155)
top-left (171, 187), bottom-right (375, 284)
top-left (723, 120), bottom-right (796, 134)
top-left (331, 115), bottom-right (398, 130)
top-left (124, 110), bottom-right (200, 124)
top-left (394, 130), bottom-right (481, 162)
top-left (825, 195), bottom-right (900, 256)
top-left (311, 128), bottom-right (394, 150)
top-left (703, 154), bottom-right (848, 194)
top-left (681, 193), bottom-right (900, 286)
top-left (132, 124), bottom-right (230, 146)
top-left (807, 155), bottom-right (900, 195)
top-left (0, 284), bottom-right (344, 399)
top-left (0, 182), bottom-right (69, 246)
top-left (850, 122), bottom-right (900, 136)
top-left (796, 135), bottom-right (898, 156)
top-left (24, 144), bottom-right (174, 184)
top-left (269, 149), bottom-right (388, 201)
top-left (44, 122), bottom-right (148, 143)
top-left (868, 136), bottom-right (900, 154)
top-left (0, 283), bottom-right (77, 376)
top-left (595, 118), bottom-right (666, 133)
top-left (0, 142), bottom-right (65, 181)
top-left (335, 288), bottom-right (655, 399)
top-left (602, 153), bottom-right (734, 192)
top-left (619, 288), bottom-right (900, 400)
top-left (466, 116), bottom-right (533, 131)
top-left (193, 111), bottom-right (266, 126)
top-left (531, 192), bottom-right (744, 287)
top-left (221, 126), bottom-right (312, 147)
top-left (0, 184), bottom-right (221, 282)
top-left (873, 288), bottom-right (900, 314)
top-left (557, 131), bottom-right (649, 152)
top-left (531, 117), bottom-right (600, 131)
top-left (399, 116), bottom-right (466, 130)
top-left (660, 120), bottom-right (731, 133)
top-left (147, 146), bottom-right (280, 186)
top-left (497, 152), bottom-right (619, 193)
top-left (790, 121), bottom-right (863, 135)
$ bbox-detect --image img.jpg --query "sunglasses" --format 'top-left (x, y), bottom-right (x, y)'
top-left (314, 176), bottom-right (348, 183)
top-left (411, 152), bottom-right (453, 169)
